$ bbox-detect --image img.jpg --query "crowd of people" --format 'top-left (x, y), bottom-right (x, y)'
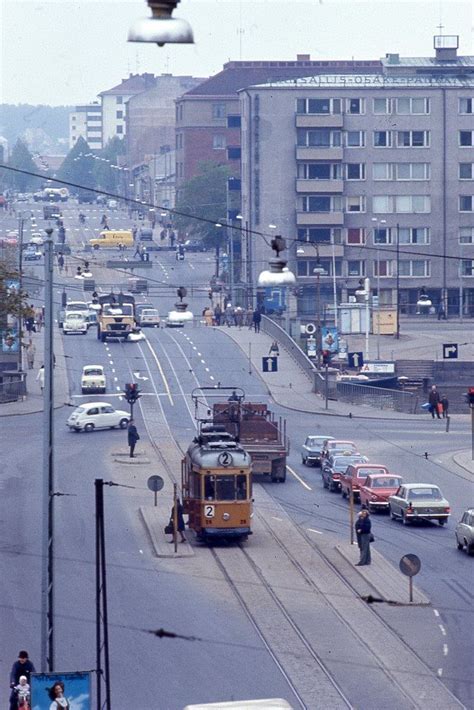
top-left (202, 303), bottom-right (263, 332)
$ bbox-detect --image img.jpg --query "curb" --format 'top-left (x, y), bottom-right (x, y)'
top-left (140, 506), bottom-right (195, 558)
top-left (452, 451), bottom-right (474, 476)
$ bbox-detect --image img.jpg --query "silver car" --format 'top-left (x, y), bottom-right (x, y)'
top-left (388, 483), bottom-right (450, 526)
top-left (301, 435), bottom-right (334, 467)
top-left (455, 508), bottom-right (474, 555)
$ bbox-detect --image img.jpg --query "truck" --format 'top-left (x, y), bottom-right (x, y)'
top-left (97, 292), bottom-right (135, 342)
top-left (212, 395), bottom-right (289, 482)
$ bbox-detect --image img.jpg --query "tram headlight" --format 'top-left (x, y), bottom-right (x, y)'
top-left (222, 512), bottom-right (230, 521)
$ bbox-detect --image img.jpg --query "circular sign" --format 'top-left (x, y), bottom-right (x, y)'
top-left (399, 554), bottom-right (421, 577)
top-left (305, 323), bottom-right (316, 335)
top-left (217, 451), bottom-right (233, 467)
top-left (147, 475), bottom-right (164, 493)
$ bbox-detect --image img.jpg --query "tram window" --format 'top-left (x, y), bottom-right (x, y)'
top-left (236, 475), bottom-right (247, 500)
top-left (204, 475), bottom-right (215, 500)
top-left (215, 475), bottom-right (236, 501)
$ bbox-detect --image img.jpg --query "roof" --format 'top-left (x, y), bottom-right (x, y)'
top-left (182, 59), bottom-right (382, 98)
top-left (99, 73), bottom-right (156, 96)
top-left (382, 55), bottom-right (474, 68)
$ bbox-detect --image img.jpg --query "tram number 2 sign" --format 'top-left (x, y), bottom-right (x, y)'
top-left (204, 505), bottom-right (215, 518)
top-left (218, 451), bottom-right (233, 467)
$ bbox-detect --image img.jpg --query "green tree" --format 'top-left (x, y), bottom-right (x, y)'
top-left (175, 162), bottom-right (231, 266)
top-left (56, 136), bottom-right (96, 199)
top-left (93, 137), bottom-right (126, 194)
top-left (6, 139), bottom-right (40, 192)
top-left (0, 260), bottom-right (32, 337)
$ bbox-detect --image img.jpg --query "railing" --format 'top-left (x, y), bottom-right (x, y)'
top-left (335, 381), bottom-right (418, 414)
top-left (0, 374), bottom-right (27, 403)
top-left (261, 315), bottom-right (317, 382)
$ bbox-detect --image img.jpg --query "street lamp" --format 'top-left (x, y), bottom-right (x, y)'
top-left (371, 217), bottom-right (386, 360)
top-left (167, 286), bottom-right (194, 325)
top-left (128, 0), bottom-right (194, 46)
top-left (258, 236), bottom-right (296, 287)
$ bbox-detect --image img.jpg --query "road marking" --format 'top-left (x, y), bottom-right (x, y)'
top-left (210, 375), bottom-right (215, 381)
top-left (139, 549), bottom-right (143, 554)
top-left (433, 609), bottom-right (440, 617)
top-left (200, 359), bottom-right (205, 364)
top-left (116, 386), bottom-right (121, 391)
top-left (307, 528), bottom-right (323, 535)
top-left (142, 336), bottom-right (173, 405)
top-left (192, 346), bottom-right (197, 350)
top-left (437, 668), bottom-right (443, 677)
top-left (197, 351), bottom-right (202, 356)
top-left (111, 368), bottom-right (115, 373)
top-left (114, 376), bottom-right (118, 381)
top-left (443, 644), bottom-right (448, 656)
top-left (439, 624), bottom-right (446, 636)
top-left (205, 367), bottom-right (209, 372)
top-left (286, 465), bottom-right (312, 491)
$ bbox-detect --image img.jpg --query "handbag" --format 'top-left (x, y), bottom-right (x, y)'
top-left (164, 522), bottom-right (173, 535)
top-left (369, 533), bottom-right (375, 543)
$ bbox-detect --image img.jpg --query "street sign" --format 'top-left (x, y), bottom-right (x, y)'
top-left (361, 361), bottom-right (395, 374)
top-left (443, 343), bottom-right (458, 359)
top-left (348, 351), bottom-right (364, 368)
top-left (147, 474), bottom-right (164, 507)
top-left (262, 356), bottom-right (278, 373)
top-left (307, 337), bottom-right (316, 358)
top-left (399, 554), bottom-right (421, 577)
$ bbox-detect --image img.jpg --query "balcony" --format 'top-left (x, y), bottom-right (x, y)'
top-left (296, 211), bottom-right (344, 226)
top-left (296, 243), bottom-right (344, 258)
top-left (296, 114), bottom-right (343, 128)
top-left (296, 146), bottom-right (343, 161)
top-left (296, 179), bottom-right (343, 193)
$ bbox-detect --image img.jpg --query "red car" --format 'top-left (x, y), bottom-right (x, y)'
top-left (359, 473), bottom-right (403, 513)
top-left (340, 464), bottom-right (390, 502)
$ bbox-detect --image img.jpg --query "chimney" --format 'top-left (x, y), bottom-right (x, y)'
top-left (297, 54), bottom-right (311, 62)
top-left (434, 35), bottom-right (459, 60)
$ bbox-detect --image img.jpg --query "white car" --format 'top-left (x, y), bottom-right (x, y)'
top-left (137, 308), bottom-right (160, 327)
top-left (81, 365), bottom-right (106, 394)
top-left (67, 402), bottom-right (129, 432)
top-left (29, 233), bottom-right (44, 245)
top-left (63, 311), bottom-right (88, 335)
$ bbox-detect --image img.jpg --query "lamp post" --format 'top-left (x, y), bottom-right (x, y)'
top-left (396, 223), bottom-right (400, 339)
top-left (297, 244), bottom-right (326, 369)
top-left (372, 217), bottom-right (386, 361)
top-left (459, 241), bottom-right (464, 322)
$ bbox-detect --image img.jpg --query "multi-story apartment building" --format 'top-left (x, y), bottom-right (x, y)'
top-left (240, 37), bottom-right (474, 316)
top-left (99, 73), bottom-right (156, 146)
top-left (69, 102), bottom-right (102, 150)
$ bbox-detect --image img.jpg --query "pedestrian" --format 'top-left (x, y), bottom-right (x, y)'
top-left (246, 307), bottom-right (253, 329)
top-left (269, 340), bottom-right (280, 357)
top-left (234, 306), bottom-right (244, 328)
top-left (428, 384), bottom-right (441, 419)
top-left (134, 242), bottom-right (142, 259)
top-left (204, 307), bottom-right (213, 326)
top-left (225, 303), bottom-right (234, 327)
top-left (441, 394), bottom-right (449, 418)
top-left (25, 338), bottom-right (36, 370)
top-left (437, 301), bottom-right (447, 321)
top-left (252, 308), bottom-right (262, 333)
top-left (35, 307), bottom-right (43, 332)
top-left (214, 303), bottom-right (222, 326)
top-left (9, 651), bottom-right (35, 710)
top-left (25, 305), bottom-right (35, 335)
top-left (355, 508), bottom-right (366, 550)
top-left (58, 254), bottom-right (65, 273)
top-left (127, 419), bottom-right (140, 458)
top-left (167, 499), bottom-right (187, 543)
top-left (355, 509), bottom-right (372, 566)
top-left (36, 364), bottom-right (45, 391)
top-left (132, 225), bottom-right (138, 241)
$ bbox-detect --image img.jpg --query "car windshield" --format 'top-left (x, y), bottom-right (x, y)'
top-left (372, 477), bottom-right (401, 487)
top-left (103, 305), bottom-right (133, 316)
top-left (333, 456), bottom-right (365, 470)
top-left (357, 467), bottom-right (386, 478)
top-left (74, 407), bottom-right (86, 415)
top-left (306, 437), bottom-right (325, 446)
top-left (410, 487), bottom-right (443, 500)
top-left (66, 312), bottom-right (83, 320)
top-left (84, 369), bottom-right (102, 376)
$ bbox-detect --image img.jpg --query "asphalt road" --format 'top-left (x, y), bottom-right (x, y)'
top-left (1, 200), bottom-right (473, 708)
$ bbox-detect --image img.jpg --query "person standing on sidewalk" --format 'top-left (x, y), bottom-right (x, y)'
top-left (127, 419), bottom-right (140, 458)
top-left (25, 339), bottom-right (36, 370)
top-left (428, 385), bottom-right (441, 419)
top-left (441, 394), bottom-right (449, 418)
top-left (252, 308), bottom-right (262, 333)
top-left (36, 364), bottom-right (45, 392)
top-left (355, 509), bottom-right (372, 566)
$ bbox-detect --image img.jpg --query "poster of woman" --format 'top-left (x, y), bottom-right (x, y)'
top-left (31, 672), bottom-right (91, 710)
top-left (2, 329), bottom-right (19, 352)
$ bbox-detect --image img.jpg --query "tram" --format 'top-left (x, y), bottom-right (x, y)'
top-left (181, 425), bottom-right (253, 542)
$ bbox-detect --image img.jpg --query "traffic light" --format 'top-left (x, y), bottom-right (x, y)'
top-left (124, 383), bottom-right (141, 404)
top-left (322, 350), bottom-right (331, 366)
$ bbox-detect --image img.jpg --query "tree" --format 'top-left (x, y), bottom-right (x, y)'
top-left (6, 139), bottom-right (40, 192)
top-left (0, 260), bottom-right (32, 338)
top-left (56, 136), bottom-right (96, 199)
top-left (174, 162), bottom-right (231, 266)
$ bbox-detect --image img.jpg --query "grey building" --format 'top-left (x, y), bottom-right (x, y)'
top-left (240, 36), bottom-right (474, 318)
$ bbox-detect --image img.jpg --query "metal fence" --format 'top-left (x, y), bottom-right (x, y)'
top-left (0, 375), bottom-right (27, 403)
top-left (335, 381), bottom-right (418, 414)
top-left (261, 315), bottom-right (317, 382)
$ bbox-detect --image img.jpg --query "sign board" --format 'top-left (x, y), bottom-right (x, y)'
top-left (348, 351), bottom-right (364, 369)
top-left (307, 337), bottom-right (316, 358)
top-left (399, 554), bottom-right (421, 577)
top-left (147, 475), bottom-right (164, 493)
top-left (305, 322), bottom-right (317, 336)
top-left (443, 343), bottom-right (458, 360)
top-left (321, 326), bottom-right (338, 354)
top-left (361, 361), bottom-right (395, 374)
top-left (31, 671), bottom-right (91, 710)
top-left (262, 356), bottom-right (278, 373)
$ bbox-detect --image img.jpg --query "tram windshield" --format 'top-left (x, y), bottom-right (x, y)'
top-left (204, 474), bottom-right (248, 501)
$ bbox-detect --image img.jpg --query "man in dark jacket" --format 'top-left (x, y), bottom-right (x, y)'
top-left (10, 651), bottom-right (35, 710)
top-left (127, 419), bottom-right (140, 458)
top-left (428, 385), bottom-right (441, 419)
top-left (252, 308), bottom-right (262, 333)
top-left (355, 510), bottom-right (372, 566)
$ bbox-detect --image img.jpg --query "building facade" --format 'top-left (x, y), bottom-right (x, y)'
top-left (99, 73), bottom-right (156, 146)
top-left (69, 103), bottom-right (102, 150)
top-left (240, 37), bottom-right (474, 317)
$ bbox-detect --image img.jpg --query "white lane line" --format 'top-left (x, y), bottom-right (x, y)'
top-left (111, 368), bottom-right (115, 373)
top-left (286, 465), bottom-right (312, 491)
top-left (197, 352), bottom-right (202, 356)
top-left (116, 386), bottom-right (121, 391)
top-left (439, 624), bottom-right (446, 636)
top-left (109, 360), bottom-right (114, 365)
top-left (443, 644), bottom-right (448, 656)
top-left (205, 367), bottom-right (210, 372)
top-left (114, 377), bottom-right (118, 381)
top-left (139, 549), bottom-right (143, 554)
top-left (437, 669), bottom-right (443, 677)
top-left (192, 346), bottom-right (197, 350)
top-left (433, 609), bottom-right (440, 617)
top-left (200, 359), bottom-right (205, 364)
top-left (210, 375), bottom-right (215, 381)
top-left (141, 336), bottom-right (174, 406)
top-left (271, 516), bottom-right (283, 521)
top-left (307, 528), bottom-right (323, 535)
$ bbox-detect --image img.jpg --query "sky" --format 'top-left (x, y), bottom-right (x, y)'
top-left (1, 0), bottom-right (473, 106)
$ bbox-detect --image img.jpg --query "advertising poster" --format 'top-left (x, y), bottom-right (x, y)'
top-left (321, 326), bottom-right (339, 354)
top-left (2, 329), bottom-right (19, 353)
top-left (31, 671), bottom-right (91, 710)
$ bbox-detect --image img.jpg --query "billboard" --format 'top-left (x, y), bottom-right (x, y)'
top-left (2, 329), bottom-right (19, 353)
top-left (321, 326), bottom-right (339, 354)
top-left (31, 671), bottom-right (91, 710)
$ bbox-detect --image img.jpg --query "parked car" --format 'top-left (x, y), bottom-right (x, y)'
top-left (455, 508), bottom-right (474, 554)
top-left (67, 402), bottom-right (129, 432)
top-left (137, 308), bottom-right (160, 327)
top-left (388, 483), bottom-right (450, 525)
top-left (321, 439), bottom-right (359, 462)
top-left (139, 227), bottom-right (153, 241)
top-left (340, 464), bottom-right (389, 501)
top-left (322, 454), bottom-right (369, 492)
top-left (184, 238), bottom-right (206, 252)
top-left (359, 473), bottom-right (403, 512)
top-left (81, 365), bottom-right (106, 394)
top-left (301, 435), bottom-right (334, 467)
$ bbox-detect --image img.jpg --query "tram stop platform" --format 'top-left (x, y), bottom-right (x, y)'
top-left (140, 503), bottom-right (195, 559)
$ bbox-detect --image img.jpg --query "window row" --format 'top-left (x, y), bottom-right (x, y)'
top-left (297, 129), bottom-right (431, 148)
top-left (300, 194), bottom-right (432, 214)
top-left (296, 97), bottom-right (431, 115)
top-left (297, 226), bottom-right (474, 245)
top-left (297, 162), bottom-right (432, 181)
top-left (296, 259), bottom-right (431, 278)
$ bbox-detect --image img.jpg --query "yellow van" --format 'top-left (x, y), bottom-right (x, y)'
top-left (89, 230), bottom-right (133, 249)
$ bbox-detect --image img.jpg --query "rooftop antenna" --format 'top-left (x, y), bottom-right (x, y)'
top-left (238, 0), bottom-right (245, 60)
top-left (135, 51), bottom-right (140, 74)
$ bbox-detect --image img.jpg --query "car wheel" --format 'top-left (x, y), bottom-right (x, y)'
top-left (302, 456), bottom-right (306, 465)
top-left (341, 488), bottom-right (347, 499)
top-left (119, 418), bottom-right (129, 429)
top-left (456, 538), bottom-right (463, 550)
top-left (402, 511), bottom-right (409, 525)
top-left (438, 518), bottom-right (447, 526)
top-left (84, 423), bottom-right (95, 433)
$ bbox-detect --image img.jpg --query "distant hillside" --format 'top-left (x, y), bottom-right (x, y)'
top-left (0, 104), bottom-right (72, 156)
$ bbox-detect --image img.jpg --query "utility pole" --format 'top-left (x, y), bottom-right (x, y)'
top-left (396, 223), bottom-right (400, 340)
top-left (95, 479), bottom-right (112, 710)
top-left (41, 228), bottom-right (55, 671)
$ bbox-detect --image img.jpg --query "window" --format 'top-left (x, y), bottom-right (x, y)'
top-left (348, 260), bottom-right (365, 276)
top-left (347, 98), bottom-right (364, 114)
top-left (116, 110), bottom-right (123, 119)
top-left (346, 196), bottom-right (365, 213)
top-left (303, 195), bottom-right (334, 212)
top-left (397, 130), bottom-right (429, 147)
top-left (374, 131), bottom-right (391, 147)
top-left (298, 163), bottom-right (341, 179)
top-left (373, 260), bottom-right (393, 277)
top-left (227, 146), bottom-right (241, 160)
top-left (346, 163), bottom-right (365, 180)
top-left (373, 163), bottom-right (391, 180)
top-left (395, 97), bottom-right (430, 114)
top-left (212, 134), bottom-right (226, 150)
top-left (398, 227), bottom-right (430, 245)
top-left (297, 98), bottom-right (341, 114)
top-left (212, 103), bottom-right (226, 119)
top-left (346, 131), bottom-right (365, 147)
top-left (373, 195), bottom-right (430, 213)
top-left (116, 96), bottom-right (123, 104)
top-left (395, 163), bottom-right (430, 180)
top-left (373, 195), bottom-right (391, 213)
top-left (347, 228), bottom-right (366, 245)
top-left (297, 128), bottom-right (341, 147)
top-left (459, 163), bottom-right (474, 180)
top-left (459, 98), bottom-right (473, 114)
top-left (461, 260), bottom-right (474, 276)
top-left (116, 125), bottom-right (123, 134)
top-left (373, 98), bottom-right (390, 114)
top-left (399, 260), bottom-right (430, 277)
top-left (460, 227), bottom-right (474, 244)
top-left (459, 131), bottom-right (473, 147)
top-left (297, 228), bottom-right (341, 244)
top-left (460, 196), bottom-right (473, 212)
top-left (373, 227), bottom-right (391, 245)
top-left (227, 115), bottom-right (241, 128)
